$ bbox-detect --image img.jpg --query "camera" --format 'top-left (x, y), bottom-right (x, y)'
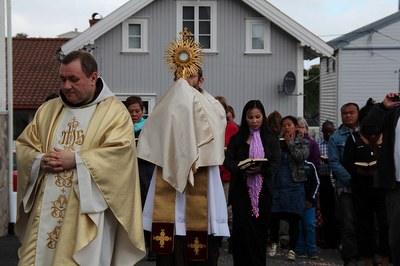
top-left (392, 95), bottom-right (400, 102)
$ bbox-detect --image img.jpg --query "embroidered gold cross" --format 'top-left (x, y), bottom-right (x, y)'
top-left (187, 237), bottom-right (206, 255)
top-left (153, 229), bottom-right (172, 248)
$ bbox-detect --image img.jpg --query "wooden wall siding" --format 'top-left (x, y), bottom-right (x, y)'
top-left (94, 0), bottom-right (175, 94)
top-left (93, 0), bottom-right (303, 117)
top-left (351, 20), bottom-right (400, 48)
top-left (338, 49), bottom-right (399, 111)
top-left (319, 57), bottom-right (338, 127)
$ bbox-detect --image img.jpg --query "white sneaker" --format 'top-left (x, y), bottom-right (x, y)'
top-left (287, 250), bottom-right (296, 261)
top-left (267, 243), bottom-right (277, 257)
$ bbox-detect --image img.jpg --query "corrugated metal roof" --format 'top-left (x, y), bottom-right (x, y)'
top-left (328, 10), bottom-right (400, 49)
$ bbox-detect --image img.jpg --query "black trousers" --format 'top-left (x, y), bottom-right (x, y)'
top-left (156, 235), bottom-right (221, 266)
top-left (352, 190), bottom-right (390, 258)
top-left (270, 212), bottom-right (301, 251)
top-left (337, 191), bottom-right (358, 264)
top-left (319, 175), bottom-right (339, 247)
top-left (386, 183), bottom-right (400, 265)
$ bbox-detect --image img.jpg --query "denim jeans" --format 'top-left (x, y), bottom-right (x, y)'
top-left (296, 207), bottom-right (317, 256)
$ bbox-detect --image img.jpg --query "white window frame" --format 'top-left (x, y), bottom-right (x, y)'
top-left (176, 1), bottom-right (217, 53)
top-left (122, 18), bottom-right (149, 53)
top-left (115, 93), bottom-right (157, 118)
top-left (245, 18), bottom-right (271, 54)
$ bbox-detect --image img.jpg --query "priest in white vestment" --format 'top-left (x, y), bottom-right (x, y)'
top-left (138, 68), bottom-right (230, 265)
top-left (15, 50), bottom-right (145, 265)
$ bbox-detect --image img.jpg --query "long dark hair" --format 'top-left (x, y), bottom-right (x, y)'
top-left (237, 100), bottom-right (269, 142)
top-left (359, 98), bottom-right (379, 136)
top-left (358, 98), bottom-right (375, 124)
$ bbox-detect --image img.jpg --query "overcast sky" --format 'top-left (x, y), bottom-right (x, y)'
top-left (9, 0), bottom-right (399, 41)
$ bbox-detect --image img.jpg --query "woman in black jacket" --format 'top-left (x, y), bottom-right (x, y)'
top-left (224, 100), bottom-right (280, 266)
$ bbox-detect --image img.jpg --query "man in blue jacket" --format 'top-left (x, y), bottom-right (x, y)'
top-left (328, 102), bottom-right (359, 266)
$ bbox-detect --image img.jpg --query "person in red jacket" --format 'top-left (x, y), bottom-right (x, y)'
top-left (215, 96), bottom-right (239, 237)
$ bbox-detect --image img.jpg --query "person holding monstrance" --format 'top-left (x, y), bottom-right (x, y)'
top-left (137, 28), bottom-right (230, 265)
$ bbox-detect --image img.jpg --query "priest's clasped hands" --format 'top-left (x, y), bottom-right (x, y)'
top-left (40, 148), bottom-right (76, 173)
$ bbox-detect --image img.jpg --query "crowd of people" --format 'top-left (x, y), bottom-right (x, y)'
top-left (13, 46), bottom-right (400, 265)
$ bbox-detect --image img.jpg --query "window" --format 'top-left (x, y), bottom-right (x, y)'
top-left (122, 18), bottom-right (148, 53)
top-left (326, 58), bottom-right (330, 73)
top-left (177, 1), bottom-right (217, 52)
top-left (245, 18), bottom-right (271, 54)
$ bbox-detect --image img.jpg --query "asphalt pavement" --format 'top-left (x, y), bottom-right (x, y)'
top-left (2, 232), bottom-right (346, 265)
top-left (137, 238), bottom-right (344, 266)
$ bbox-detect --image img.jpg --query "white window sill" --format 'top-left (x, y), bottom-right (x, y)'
top-left (204, 50), bottom-right (219, 55)
top-left (244, 51), bottom-right (272, 55)
top-left (120, 50), bottom-right (150, 54)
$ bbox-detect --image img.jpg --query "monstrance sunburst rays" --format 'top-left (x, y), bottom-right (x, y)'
top-left (164, 27), bottom-right (204, 79)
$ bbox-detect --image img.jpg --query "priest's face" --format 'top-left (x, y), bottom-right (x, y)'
top-left (60, 59), bottom-right (98, 105)
top-left (186, 75), bottom-right (204, 91)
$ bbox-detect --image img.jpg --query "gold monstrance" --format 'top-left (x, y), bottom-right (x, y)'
top-left (165, 27), bottom-right (204, 79)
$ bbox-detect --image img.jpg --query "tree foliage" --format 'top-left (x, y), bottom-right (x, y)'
top-left (303, 64), bottom-right (320, 126)
top-left (15, 33), bottom-right (28, 38)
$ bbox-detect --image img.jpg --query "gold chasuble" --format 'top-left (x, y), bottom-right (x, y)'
top-left (137, 79), bottom-right (226, 260)
top-left (15, 78), bottom-right (145, 265)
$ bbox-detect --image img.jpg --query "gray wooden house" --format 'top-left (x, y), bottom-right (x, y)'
top-left (61, 0), bottom-right (333, 118)
top-left (320, 10), bottom-right (400, 127)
